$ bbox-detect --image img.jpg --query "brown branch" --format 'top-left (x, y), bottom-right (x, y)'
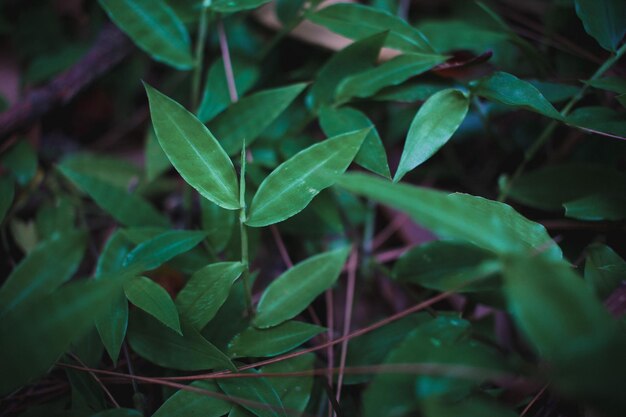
top-left (0, 23), bottom-right (133, 142)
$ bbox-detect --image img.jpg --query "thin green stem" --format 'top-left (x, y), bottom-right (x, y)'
top-left (191, 4), bottom-right (210, 109)
top-left (239, 144), bottom-right (253, 317)
top-left (498, 42), bottom-right (626, 202)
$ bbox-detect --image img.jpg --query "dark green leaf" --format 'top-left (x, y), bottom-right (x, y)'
top-left (91, 409), bottom-right (143, 417)
top-left (564, 193), bottom-right (626, 221)
top-left (587, 76), bottom-right (626, 94)
top-left (152, 380), bottom-right (231, 417)
top-left (422, 396), bottom-right (517, 417)
top-left (565, 106), bottom-right (626, 138)
top-left (254, 247), bottom-right (350, 328)
top-left (176, 262), bottom-right (245, 330)
top-left (202, 198), bottom-right (236, 252)
top-left (35, 197), bottom-right (75, 240)
top-left (145, 84), bottom-right (240, 210)
top-left (125, 276), bottom-right (181, 334)
top-left (145, 127), bottom-right (171, 181)
top-left (60, 153), bottom-right (143, 190)
top-left (394, 88), bottom-right (469, 182)
top-left (217, 372), bottom-right (285, 417)
top-left (209, 83), bottom-right (307, 155)
top-left (260, 353), bottom-right (315, 412)
top-left (99, 0), bottom-right (193, 69)
top-left (0, 231), bottom-right (86, 313)
top-left (1, 140), bottom-right (37, 185)
top-left (0, 176), bottom-right (14, 224)
top-left (211, 0), bottom-right (273, 13)
top-left (584, 244), bottom-right (626, 299)
top-left (246, 129), bottom-right (368, 227)
top-left (228, 321), bottom-right (324, 358)
top-left (574, 0), bottom-right (626, 52)
top-left (123, 230), bottom-right (207, 271)
top-left (530, 80), bottom-right (580, 103)
top-left (276, 0), bottom-right (306, 24)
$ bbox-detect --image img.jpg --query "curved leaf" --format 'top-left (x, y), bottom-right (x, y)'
top-left (574, 0), bottom-right (626, 52)
top-left (254, 247), bottom-right (350, 328)
top-left (145, 84), bottom-right (240, 210)
top-left (152, 380), bottom-right (231, 417)
top-left (228, 321), bottom-right (324, 358)
top-left (123, 230), bottom-right (207, 271)
top-left (124, 276), bottom-right (181, 334)
top-left (246, 129), bottom-right (368, 227)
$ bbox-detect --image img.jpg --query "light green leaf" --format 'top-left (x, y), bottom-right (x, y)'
top-left (394, 88), bottom-right (469, 182)
top-left (99, 0), bottom-right (193, 69)
top-left (152, 380), bottom-right (231, 417)
top-left (0, 272), bottom-right (127, 395)
top-left (217, 373), bottom-right (285, 417)
top-left (254, 247), bottom-right (350, 328)
top-left (228, 321), bottom-right (324, 358)
top-left (145, 83), bottom-right (240, 210)
top-left (202, 198), bottom-right (236, 252)
top-left (246, 129), bottom-right (368, 227)
top-left (337, 173), bottom-right (562, 260)
top-left (209, 83), bottom-right (307, 155)
top-left (0, 177), bottom-right (14, 224)
top-left (128, 311), bottom-right (235, 371)
top-left (1, 140), bottom-right (37, 185)
top-left (584, 244), bottom-right (626, 299)
top-left (124, 276), bottom-right (181, 334)
top-left (176, 262), bottom-right (245, 330)
top-left (574, 0), bottom-right (626, 52)
top-left (336, 53), bottom-right (446, 102)
top-left (123, 230), bottom-right (206, 271)
top-left (260, 354), bottom-right (315, 412)
top-left (0, 231), bottom-right (86, 313)
top-left (319, 106), bottom-right (390, 178)
top-left (211, 0), bottom-right (273, 13)
top-left (310, 32), bottom-right (386, 108)
top-left (474, 71), bottom-right (561, 119)
top-left (58, 164), bottom-right (168, 227)
top-left (307, 3), bottom-right (433, 53)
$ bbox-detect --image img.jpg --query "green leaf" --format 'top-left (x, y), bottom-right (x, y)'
top-left (209, 83), bottom-right (307, 155)
top-left (123, 230), bottom-right (207, 271)
top-left (474, 71), bottom-right (561, 119)
top-left (95, 231), bottom-right (133, 364)
top-left (336, 53), bottom-right (446, 102)
top-left (393, 241), bottom-right (499, 292)
top-left (260, 354), bottom-right (315, 412)
top-left (587, 76), bottom-right (626, 94)
top-left (0, 176), bottom-right (14, 224)
top-left (574, 0), bottom-right (626, 52)
top-left (0, 273), bottom-right (127, 395)
top-left (584, 244), bottom-right (626, 299)
top-left (0, 231), bottom-right (86, 313)
top-left (530, 80), bottom-right (580, 103)
top-left (145, 83), bottom-right (240, 210)
top-left (145, 127), bottom-right (171, 181)
top-left (202, 198), bottom-right (236, 252)
top-left (60, 153), bottom-right (143, 190)
top-left (176, 262), bottom-right (245, 330)
top-left (197, 57), bottom-right (259, 123)
top-left (58, 164), bottom-right (168, 227)
top-left (565, 106), bottom-right (626, 138)
top-left (394, 88), bottom-right (469, 182)
top-left (246, 129), bottom-right (368, 227)
top-left (564, 193), bottom-right (626, 221)
top-left (211, 0), bottom-right (273, 13)
top-left (124, 276), bottom-right (181, 334)
top-left (152, 380), bottom-right (231, 417)
top-left (319, 106), bottom-right (390, 178)
top-left (422, 397), bottom-right (518, 417)
top-left (502, 256), bottom-right (626, 413)
top-left (217, 373), bottom-right (285, 417)
top-left (91, 409), bottom-right (143, 417)
top-left (337, 173), bottom-right (562, 260)
top-left (99, 0), bottom-right (193, 69)
top-left (254, 247), bottom-right (350, 328)
top-left (228, 321), bottom-right (324, 358)
top-left (308, 3), bottom-right (433, 53)
top-left (128, 311), bottom-right (235, 371)
top-left (35, 197), bottom-right (75, 240)
top-left (276, 0), bottom-right (306, 24)
top-left (310, 32), bottom-right (386, 108)
top-left (1, 140), bottom-right (37, 185)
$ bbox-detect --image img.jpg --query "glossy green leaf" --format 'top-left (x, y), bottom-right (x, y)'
top-left (209, 83), bottom-right (307, 155)
top-left (0, 231), bottom-right (86, 313)
top-left (145, 127), bottom-right (171, 181)
top-left (58, 164), bottom-right (168, 227)
top-left (393, 241), bottom-right (500, 292)
top-left (228, 321), bottom-right (324, 358)
top-left (0, 273), bottom-right (127, 395)
top-left (123, 229), bottom-right (206, 271)
top-left (145, 83), bottom-right (240, 210)
top-left (502, 256), bottom-right (626, 413)
top-left (95, 231), bottom-right (133, 364)
top-left (176, 262), bottom-right (245, 330)
top-left (319, 106), bottom-right (390, 178)
top-left (336, 53), bottom-right (446, 102)
top-left (246, 129), bottom-right (368, 227)
top-left (394, 88), bottom-right (469, 182)
top-left (564, 193), bottom-right (626, 221)
top-left (338, 173), bottom-right (562, 260)
top-left (474, 71), bottom-right (561, 119)
top-left (574, 0), bottom-right (626, 52)
top-left (260, 353), bottom-right (315, 412)
top-left (310, 32), bottom-right (386, 108)
top-left (217, 372), bottom-right (285, 417)
top-left (1, 140), bottom-right (37, 185)
top-left (254, 247), bottom-right (350, 328)
top-left (152, 380), bottom-right (231, 417)
top-left (99, 0), bottom-right (193, 69)
top-left (211, 0), bottom-right (272, 13)
top-left (308, 3), bottom-right (433, 53)
top-left (124, 276), bottom-right (181, 334)
top-left (584, 244), bottom-right (626, 299)
top-left (198, 57), bottom-right (259, 122)
top-left (128, 311), bottom-right (234, 371)
top-left (202, 198), bottom-right (236, 252)
top-left (0, 176), bottom-right (14, 224)
top-left (35, 197), bottom-right (75, 240)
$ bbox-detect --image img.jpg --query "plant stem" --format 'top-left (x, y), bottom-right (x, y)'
top-left (498, 42), bottom-right (626, 202)
top-left (191, 3), bottom-right (210, 110)
top-left (239, 144), bottom-right (253, 317)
